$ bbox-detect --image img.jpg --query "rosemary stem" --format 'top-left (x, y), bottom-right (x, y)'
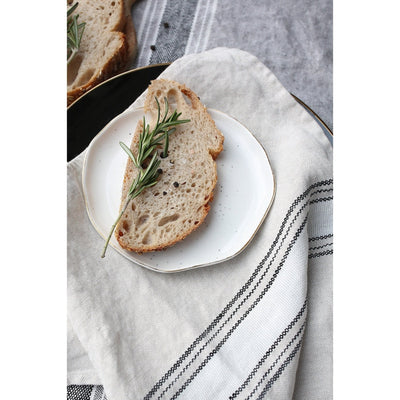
top-left (67, 49), bottom-right (78, 65)
top-left (101, 196), bottom-right (131, 258)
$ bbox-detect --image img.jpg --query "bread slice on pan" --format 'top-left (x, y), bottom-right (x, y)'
top-left (67, 0), bottom-right (137, 106)
top-left (115, 79), bottom-right (224, 253)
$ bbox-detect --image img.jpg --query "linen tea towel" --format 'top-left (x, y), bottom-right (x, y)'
top-left (67, 47), bottom-right (333, 399)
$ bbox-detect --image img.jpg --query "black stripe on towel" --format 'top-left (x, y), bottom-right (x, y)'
top-left (168, 215), bottom-right (309, 400)
top-left (310, 196), bottom-right (333, 205)
top-left (309, 233), bottom-right (333, 242)
top-left (67, 385), bottom-right (97, 400)
top-left (144, 179), bottom-right (332, 399)
top-left (155, 204), bottom-right (311, 399)
top-left (255, 340), bottom-right (303, 400)
top-left (229, 302), bottom-right (307, 399)
top-left (309, 249), bottom-right (333, 259)
top-left (309, 242), bottom-right (333, 251)
top-left (247, 325), bottom-right (305, 400)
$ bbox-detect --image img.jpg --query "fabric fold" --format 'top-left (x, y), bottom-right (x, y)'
top-left (68, 47), bottom-right (332, 400)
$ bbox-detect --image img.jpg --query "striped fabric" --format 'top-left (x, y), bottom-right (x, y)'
top-left (129, 0), bottom-right (333, 129)
top-left (67, 0), bottom-right (332, 397)
top-left (132, 0), bottom-right (220, 68)
top-left (68, 180), bottom-right (332, 399)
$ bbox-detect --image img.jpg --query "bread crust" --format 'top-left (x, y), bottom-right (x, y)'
top-left (123, 0), bottom-right (138, 61)
top-left (67, 33), bottom-right (129, 105)
top-left (115, 79), bottom-right (224, 253)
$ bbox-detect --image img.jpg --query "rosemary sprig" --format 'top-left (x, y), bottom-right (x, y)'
top-left (67, 2), bottom-right (86, 64)
top-left (101, 97), bottom-right (190, 258)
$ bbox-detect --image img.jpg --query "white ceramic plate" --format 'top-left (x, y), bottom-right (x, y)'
top-left (82, 108), bottom-right (275, 272)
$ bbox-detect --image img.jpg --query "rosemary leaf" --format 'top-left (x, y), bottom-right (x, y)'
top-left (120, 142), bottom-right (136, 163)
top-left (67, 2), bottom-right (86, 64)
top-left (162, 130), bottom-right (169, 158)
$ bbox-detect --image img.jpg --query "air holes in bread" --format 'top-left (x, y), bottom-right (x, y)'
top-left (67, 55), bottom-right (84, 86)
top-left (167, 89), bottom-right (178, 106)
top-left (122, 221), bottom-right (130, 230)
top-left (182, 90), bottom-right (198, 109)
top-left (182, 92), bottom-right (191, 106)
top-left (142, 232), bottom-right (151, 245)
top-left (137, 215), bottom-right (149, 225)
top-left (158, 214), bottom-right (180, 226)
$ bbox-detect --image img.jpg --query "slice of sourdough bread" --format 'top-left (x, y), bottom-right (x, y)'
top-left (115, 79), bottom-right (224, 253)
top-left (67, 0), bottom-right (137, 106)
